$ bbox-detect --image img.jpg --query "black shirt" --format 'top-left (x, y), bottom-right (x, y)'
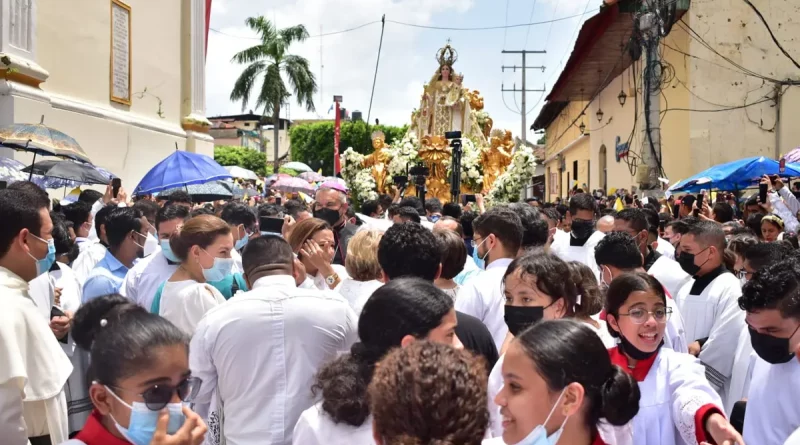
top-left (455, 311), bottom-right (499, 372)
top-left (333, 222), bottom-right (358, 266)
top-left (643, 247), bottom-right (661, 271)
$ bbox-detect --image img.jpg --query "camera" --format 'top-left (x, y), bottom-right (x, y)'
top-left (409, 162), bottom-right (430, 188)
top-left (393, 175), bottom-right (409, 189)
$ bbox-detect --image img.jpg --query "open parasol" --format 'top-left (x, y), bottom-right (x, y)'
top-left (271, 176), bottom-right (315, 194)
top-left (0, 117), bottom-right (91, 164)
top-left (135, 149), bottom-right (232, 195)
top-left (23, 160), bottom-right (113, 185)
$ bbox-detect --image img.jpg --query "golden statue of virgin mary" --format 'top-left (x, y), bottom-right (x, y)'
top-left (415, 43), bottom-right (484, 140)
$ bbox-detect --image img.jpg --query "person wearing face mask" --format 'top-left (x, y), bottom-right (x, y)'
top-left (72, 204), bottom-right (116, 286)
top-left (132, 200), bottom-right (160, 258)
top-left (550, 193), bottom-right (605, 277)
top-left (456, 206), bottom-right (524, 350)
top-left (488, 319), bottom-right (640, 445)
top-left (64, 294), bottom-right (207, 445)
top-left (606, 272), bottom-right (744, 445)
top-left (152, 215), bottom-right (231, 335)
top-left (674, 221), bottom-right (746, 400)
top-left (219, 202), bottom-right (257, 272)
top-left (486, 251), bottom-right (613, 437)
top-left (736, 259), bottom-right (800, 444)
top-left (83, 208), bottom-right (149, 303)
top-left (541, 207), bottom-right (566, 249)
top-left (0, 189), bottom-right (73, 445)
top-left (425, 197), bottom-right (443, 223)
top-left (594, 232), bottom-right (688, 354)
top-left (62, 201), bottom-right (95, 252)
top-left (614, 209), bottom-right (690, 298)
top-left (121, 205), bottom-right (190, 311)
top-left (313, 187), bottom-right (358, 266)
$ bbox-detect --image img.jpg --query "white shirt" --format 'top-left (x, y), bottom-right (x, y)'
top-left (743, 357), bottom-right (800, 445)
top-left (120, 250), bottom-right (178, 311)
top-left (159, 280), bottom-right (226, 335)
top-left (786, 428), bottom-right (800, 445)
top-left (655, 237), bottom-right (676, 260)
top-left (550, 230), bottom-right (605, 278)
top-left (143, 232), bottom-right (159, 257)
top-left (0, 267), bottom-right (72, 445)
top-left (648, 255), bottom-right (691, 299)
top-left (336, 278), bottom-right (382, 315)
top-left (674, 271), bottom-right (745, 397)
top-left (438, 285), bottom-right (460, 302)
top-left (303, 264), bottom-right (349, 292)
top-left (71, 242), bottom-right (108, 286)
top-left (455, 257), bottom-right (513, 350)
top-left (293, 403), bottom-right (374, 445)
top-left (190, 275), bottom-right (358, 445)
top-left (231, 248), bottom-right (243, 274)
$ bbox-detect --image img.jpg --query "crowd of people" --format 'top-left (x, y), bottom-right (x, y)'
top-left (1, 175), bottom-right (799, 445)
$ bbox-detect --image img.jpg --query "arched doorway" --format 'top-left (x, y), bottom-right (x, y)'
top-left (599, 145), bottom-right (608, 193)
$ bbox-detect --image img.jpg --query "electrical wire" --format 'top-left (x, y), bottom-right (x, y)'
top-left (660, 97), bottom-right (774, 113)
top-left (209, 20), bottom-right (381, 40)
top-left (741, 0), bottom-right (800, 70)
top-left (367, 16), bottom-right (386, 125)
top-left (522, 0), bottom-right (540, 48)
top-left (502, 0), bottom-right (511, 50)
top-left (386, 11), bottom-right (591, 31)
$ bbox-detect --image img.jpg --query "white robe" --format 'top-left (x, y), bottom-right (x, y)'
top-left (674, 270), bottom-right (745, 399)
top-left (743, 357), bottom-right (800, 445)
top-left (0, 267), bottom-right (72, 445)
top-left (612, 347), bottom-right (724, 445)
top-left (724, 327), bottom-right (756, 416)
top-left (648, 255), bottom-right (691, 299)
top-left (550, 230), bottom-right (605, 279)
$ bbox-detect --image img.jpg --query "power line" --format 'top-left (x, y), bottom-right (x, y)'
top-left (367, 16), bottom-right (387, 125)
top-left (209, 20), bottom-right (381, 40)
top-left (522, 0), bottom-right (540, 48)
top-left (660, 97), bottom-right (774, 114)
top-left (742, 0), bottom-right (800, 70)
top-left (502, 0), bottom-right (511, 50)
top-left (386, 11), bottom-right (591, 31)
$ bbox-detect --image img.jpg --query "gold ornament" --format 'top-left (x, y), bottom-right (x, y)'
top-left (482, 129), bottom-right (515, 194)
top-left (361, 131), bottom-right (391, 194)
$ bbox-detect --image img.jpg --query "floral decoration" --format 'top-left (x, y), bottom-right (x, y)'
top-left (486, 145), bottom-right (537, 206)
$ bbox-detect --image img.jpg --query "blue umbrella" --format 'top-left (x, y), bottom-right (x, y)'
top-left (134, 150), bottom-right (232, 195)
top-left (668, 157), bottom-right (800, 193)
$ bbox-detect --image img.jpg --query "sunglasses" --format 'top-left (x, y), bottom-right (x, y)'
top-left (110, 376), bottom-right (202, 411)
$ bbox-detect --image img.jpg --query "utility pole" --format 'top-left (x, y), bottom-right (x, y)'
top-left (637, 2), bottom-right (662, 193)
top-left (319, 25), bottom-right (324, 118)
top-left (501, 50), bottom-right (546, 147)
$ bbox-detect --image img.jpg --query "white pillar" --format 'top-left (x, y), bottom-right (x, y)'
top-left (181, 0), bottom-right (211, 132)
top-left (0, 0), bottom-right (48, 86)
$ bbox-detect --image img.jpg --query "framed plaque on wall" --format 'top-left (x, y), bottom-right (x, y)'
top-left (110, 0), bottom-right (131, 105)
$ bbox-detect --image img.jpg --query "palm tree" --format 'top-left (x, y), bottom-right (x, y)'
top-left (230, 17), bottom-right (317, 172)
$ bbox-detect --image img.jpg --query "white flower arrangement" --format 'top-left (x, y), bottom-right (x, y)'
top-left (474, 110), bottom-right (490, 127)
top-left (340, 148), bottom-right (378, 202)
top-left (443, 136), bottom-right (484, 191)
top-left (486, 145), bottom-right (537, 206)
top-left (383, 131), bottom-right (421, 181)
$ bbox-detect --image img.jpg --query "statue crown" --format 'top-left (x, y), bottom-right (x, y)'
top-left (436, 43), bottom-right (458, 67)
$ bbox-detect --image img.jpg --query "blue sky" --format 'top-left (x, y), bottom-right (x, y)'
top-left (206, 0), bottom-right (604, 140)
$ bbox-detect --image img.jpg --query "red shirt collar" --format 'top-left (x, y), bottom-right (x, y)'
top-left (608, 346), bottom-right (658, 382)
top-left (75, 410), bottom-right (131, 445)
top-left (592, 429), bottom-right (609, 445)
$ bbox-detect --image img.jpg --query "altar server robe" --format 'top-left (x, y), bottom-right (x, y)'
top-left (550, 230), bottom-right (605, 278)
top-left (743, 357), bottom-right (800, 445)
top-left (609, 346), bottom-right (724, 445)
top-left (674, 267), bottom-right (745, 396)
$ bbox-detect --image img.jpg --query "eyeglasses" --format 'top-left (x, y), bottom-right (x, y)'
top-left (737, 269), bottom-right (754, 281)
top-left (618, 307), bottom-right (672, 324)
top-left (110, 376), bottom-right (202, 411)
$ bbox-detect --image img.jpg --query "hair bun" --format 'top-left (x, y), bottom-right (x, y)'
top-left (599, 365), bottom-right (640, 426)
top-left (350, 342), bottom-right (387, 365)
top-left (72, 294), bottom-right (136, 351)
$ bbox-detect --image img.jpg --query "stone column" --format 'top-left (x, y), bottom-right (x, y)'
top-left (182, 0), bottom-right (213, 156)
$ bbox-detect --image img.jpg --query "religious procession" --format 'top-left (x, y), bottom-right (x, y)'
top-left (1, 1), bottom-right (800, 445)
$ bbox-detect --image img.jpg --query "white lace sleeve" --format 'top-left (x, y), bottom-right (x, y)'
top-left (666, 350), bottom-right (724, 444)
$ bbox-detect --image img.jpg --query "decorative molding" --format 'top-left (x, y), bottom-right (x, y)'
top-left (185, 129), bottom-right (214, 143)
top-left (0, 77), bottom-right (49, 102)
top-left (0, 0), bottom-right (37, 60)
top-left (50, 92), bottom-right (188, 138)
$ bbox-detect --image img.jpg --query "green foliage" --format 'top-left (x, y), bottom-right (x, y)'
top-left (214, 145), bottom-right (268, 177)
top-left (536, 133), bottom-right (547, 145)
top-left (290, 121), bottom-right (408, 175)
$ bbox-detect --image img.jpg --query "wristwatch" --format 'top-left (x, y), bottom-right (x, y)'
top-left (325, 273), bottom-right (340, 287)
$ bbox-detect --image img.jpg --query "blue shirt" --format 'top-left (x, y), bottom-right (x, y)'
top-left (82, 251), bottom-right (130, 303)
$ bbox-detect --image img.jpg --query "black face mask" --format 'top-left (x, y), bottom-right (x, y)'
top-left (504, 305), bottom-right (544, 336)
top-left (314, 208), bottom-right (341, 227)
top-left (618, 333), bottom-right (663, 361)
top-left (570, 219), bottom-right (594, 240)
top-left (677, 248), bottom-right (709, 276)
top-left (749, 326), bottom-right (799, 364)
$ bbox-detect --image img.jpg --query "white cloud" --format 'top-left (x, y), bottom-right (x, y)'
top-left (206, 0), bottom-right (603, 141)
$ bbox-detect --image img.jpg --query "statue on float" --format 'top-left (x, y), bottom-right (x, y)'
top-left (361, 131), bottom-right (390, 194)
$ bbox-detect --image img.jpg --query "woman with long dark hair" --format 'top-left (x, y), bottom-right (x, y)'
top-left (292, 278), bottom-right (460, 444)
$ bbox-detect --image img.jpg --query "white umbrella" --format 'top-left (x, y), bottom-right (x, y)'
top-left (283, 161), bottom-right (313, 173)
top-left (224, 165), bottom-right (259, 181)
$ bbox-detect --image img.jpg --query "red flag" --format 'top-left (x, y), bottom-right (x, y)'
top-left (334, 102), bottom-right (341, 175)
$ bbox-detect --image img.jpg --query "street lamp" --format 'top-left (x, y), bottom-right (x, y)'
top-left (618, 90), bottom-right (627, 107)
top-left (579, 121), bottom-right (586, 134)
top-left (596, 108), bottom-right (604, 122)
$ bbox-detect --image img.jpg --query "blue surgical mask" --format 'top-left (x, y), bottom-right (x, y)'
top-left (201, 249), bottom-right (235, 282)
top-left (26, 233), bottom-right (56, 278)
top-left (472, 237), bottom-right (492, 270)
top-left (160, 239), bottom-right (180, 263)
top-left (514, 388), bottom-right (569, 445)
top-left (235, 228), bottom-right (250, 251)
top-left (105, 386), bottom-right (185, 445)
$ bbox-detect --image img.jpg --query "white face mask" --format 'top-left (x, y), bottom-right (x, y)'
top-left (513, 388), bottom-right (570, 445)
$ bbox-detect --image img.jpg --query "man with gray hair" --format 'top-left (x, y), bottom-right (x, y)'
top-left (313, 186), bottom-right (358, 265)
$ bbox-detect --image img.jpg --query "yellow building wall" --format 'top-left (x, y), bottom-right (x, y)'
top-left (543, 100), bottom-right (588, 200)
